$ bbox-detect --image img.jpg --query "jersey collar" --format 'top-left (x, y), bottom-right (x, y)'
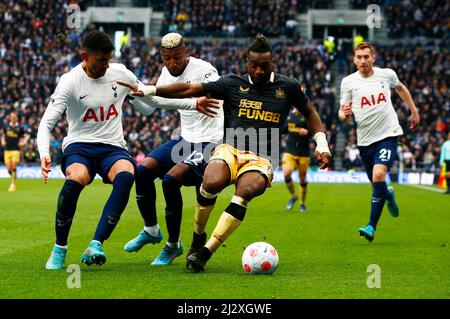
top-left (248, 72), bottom-right (275, 85)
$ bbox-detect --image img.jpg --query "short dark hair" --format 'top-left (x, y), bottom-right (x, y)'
top-left (82, 30), bottom-right (114, 54)
top-left (247, 34), bottom-right (272, 56)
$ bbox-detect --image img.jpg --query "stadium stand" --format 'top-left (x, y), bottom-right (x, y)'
top-left (160, 0), bottom-right (333, 37)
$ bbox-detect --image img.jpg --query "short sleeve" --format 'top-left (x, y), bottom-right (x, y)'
top-left (288, 79), bottom-right (309, 109)
top-left (202, 75), bottom-right (229, 100)
top-left (387, 68), bottom-right (399, 88)
top-left (340, 78), bottom-right (351, 105)
top-left (201, 67), bottom-right (220, 83)
top-left (124, 68), bottom-right (139, 86)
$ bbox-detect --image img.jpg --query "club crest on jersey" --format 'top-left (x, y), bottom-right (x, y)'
top-left (83, 104), bottom-right (118, 122)
top-left (112, 85), bottom-right (118, 98)
top-left (360, 92), bottom-right (387, 108)
top-left (239, 86), bottom-right (250, 93)
top-left (275, 88), bottom-right (285, 99)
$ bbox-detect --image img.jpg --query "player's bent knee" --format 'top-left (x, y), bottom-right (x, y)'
top-left (236, 183), bottom-right (266, 201)
top-left (284, 172), bottom-right (293, 182)
top-left (66, 165), bottom-right (90, 185)
top-left (162, 174), bottom-right (182, 190)
top-left (136, 164), bottom-right (159, 181)
top-left (372, 172), bottom-right (386, 182)
top-left (66, 174), bottom-right (90, 186)
top-left (202, 177), bottom-right (228, 195)
top-left (113, 171), bottom-right (134, 190)
top-left (109, 160), bottom-right (135, 180)
top-left (141, 156), bottom-right (160, 172)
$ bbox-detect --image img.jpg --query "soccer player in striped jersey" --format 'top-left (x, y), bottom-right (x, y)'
top-left (38, 30), bottom-right (218, 270)
top-left (339, 42), bottom-right (420, 242)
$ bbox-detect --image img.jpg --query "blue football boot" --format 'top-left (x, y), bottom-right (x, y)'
top-left (285, 195), bottom-right (298, 211)
top-left (151, 243), bottom-right (184, 265)
top-left (123, 229), bottom-right (163, 252)
top-left (358, 225), bottom-right (375, 242)
top-left (386, 186), bottom-right (399, 217)
top-left (45, 245), bottom-right (67, 270)
top-left (81, 240), bottom-right (106, 266)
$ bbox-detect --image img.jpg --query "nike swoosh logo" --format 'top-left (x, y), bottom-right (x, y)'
top-left (80, 94), bottom-right (88, 100)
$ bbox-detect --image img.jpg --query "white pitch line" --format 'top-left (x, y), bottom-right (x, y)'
top-left (405, 184), bottom-right (446, 193)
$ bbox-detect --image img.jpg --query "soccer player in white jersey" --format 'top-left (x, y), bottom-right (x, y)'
top-left (121, 33), bottom-right (224, 265)
top-left (38, 30), bottom-right (218, 270)
top-left (339, 42), bottom-right (420, 242)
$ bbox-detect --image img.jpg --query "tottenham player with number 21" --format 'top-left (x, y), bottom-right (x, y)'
top-left (339, 42), bottom-right (420, 242)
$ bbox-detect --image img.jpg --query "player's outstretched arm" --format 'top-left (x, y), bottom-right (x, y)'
top-left (394, 81), bottom-right (420, 129)
top-left (129, 95), bottom-right (219, 117)
top-left (118, 80), bottom-right (218, 116)
top-left (116, 80), bottom-right (205, 98)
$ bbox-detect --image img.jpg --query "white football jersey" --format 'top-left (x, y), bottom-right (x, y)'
top-left (157, 56), bottom-right (224, 144)
top-left (37, 63), bottom-right (196, 159)
top-left (340, 67), bottom-right (403, 146)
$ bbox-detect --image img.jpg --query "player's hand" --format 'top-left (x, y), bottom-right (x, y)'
top-left (116, 80), bottom-right (141, 95)
top-left (315, 151), bottom-right (331, 170)
top-left (41, 156), bottom-right (52, 184)
top-left (116, 81), bottom-right (156, 97)
top-left (195, 96), bottom-right (220, 117)
top-left (341, 103), bottom-right (353, 118)
top-left (409, 112), bottom-right (420, 130)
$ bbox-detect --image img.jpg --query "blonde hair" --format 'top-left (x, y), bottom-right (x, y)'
top-left (161, 33), bottom-right (184, 49)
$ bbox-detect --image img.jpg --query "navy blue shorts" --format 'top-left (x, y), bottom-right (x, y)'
top-left (358, 137), bottom-right (398, 182)
top-left (61, 142), bottom-right (136, 184)
top-left (147, 136), bottom-right (217, 183)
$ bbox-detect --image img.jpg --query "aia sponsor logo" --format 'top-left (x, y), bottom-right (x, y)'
top-left (83, 104), bottom-right (119, 122)
top-left (360, 92), bottom-right (387, 108)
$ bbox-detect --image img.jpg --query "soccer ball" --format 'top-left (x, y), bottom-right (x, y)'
top-left (242, 242), bottom-right (279, 275)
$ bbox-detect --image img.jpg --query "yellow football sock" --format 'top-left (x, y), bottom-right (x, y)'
top-left (11, 170), bottom-right (16, 184)
top-left (194, 185), bottom-right (218, 234)
top-left (205, 212), bottom-right (241, 253)
top-left (194, 203), bottom-right (215, 234)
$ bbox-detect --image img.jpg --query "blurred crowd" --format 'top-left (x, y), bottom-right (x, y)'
top-left (160, 0), bottom-right (333, 38)
top-left (351, 0), bottom-right (448, 39)
top-left (384, 0), bottom-right (448, 39)
top-left (0, 0), bottom-right (448, 174)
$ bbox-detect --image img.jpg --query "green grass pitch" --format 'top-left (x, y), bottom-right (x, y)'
top-left (0, 178), bottom-right (448, 298)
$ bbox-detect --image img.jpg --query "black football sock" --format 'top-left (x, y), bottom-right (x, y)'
top-left (93, 172), bottom-right (134, 243)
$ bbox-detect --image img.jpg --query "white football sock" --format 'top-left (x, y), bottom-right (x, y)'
top-left (144, 225), bottom-right (160, 237)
